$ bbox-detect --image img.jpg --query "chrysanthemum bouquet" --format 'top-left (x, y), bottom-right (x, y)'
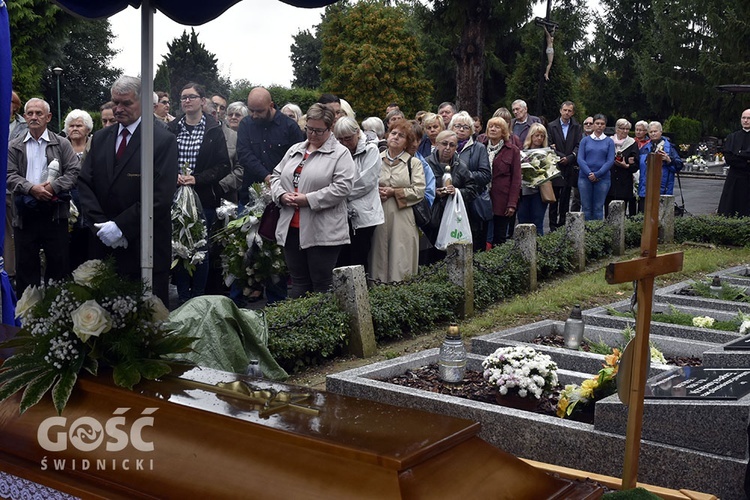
top-left (482, 346), bottom-right (559, 399)
top-left (520, 148), bottom-right (561, 188)
top-left (0, 259), bottom-right (195, 414)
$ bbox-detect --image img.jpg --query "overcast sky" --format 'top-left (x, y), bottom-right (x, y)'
top-left (109, 1), bottom-right (327, 87)
top-left (109, 1), bottom-right (549, 88)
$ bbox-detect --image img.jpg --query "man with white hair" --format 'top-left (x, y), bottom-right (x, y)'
top-left (636, 121), bottom-right (683, 213)
top-left (510, 99), bottom-right (541, 144)
top-left (78, 76), bottom-right (178, 304)
top-left (7, 98), bottom-right (80, 295)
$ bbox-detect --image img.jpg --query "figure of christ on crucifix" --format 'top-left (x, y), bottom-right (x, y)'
top-left (604, 153), bottom-right (684, 489)
top-left (544, 26), bottom-right (556, 81)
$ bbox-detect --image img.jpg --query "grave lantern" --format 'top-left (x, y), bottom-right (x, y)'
top-left (563, 304), bottom-right (585, 349)
top-left (439, 323), bottom-right (466, 383)
top-left (710, 276), bottom-right (722, 297)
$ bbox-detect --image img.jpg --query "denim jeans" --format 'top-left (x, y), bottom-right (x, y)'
top-left (517, 193), bottom-right (545, 236)
top-left (578, 176), bottom-right (611, 221)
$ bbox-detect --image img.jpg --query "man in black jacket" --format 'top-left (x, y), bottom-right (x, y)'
top-left (78, 76), bottom-right (178, 304)
top-left (546, 100), bottom-right (582, 230)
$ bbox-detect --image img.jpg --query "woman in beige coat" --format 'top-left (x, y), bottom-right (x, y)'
top-left (369, 120), bottom-right (425, 282)
top-left (271, 104), bottom-right (355, 298)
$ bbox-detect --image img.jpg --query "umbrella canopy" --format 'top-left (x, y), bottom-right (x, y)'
top-left (53, 0), bottom-right (336, 25)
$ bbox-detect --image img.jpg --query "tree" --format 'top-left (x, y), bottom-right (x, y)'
top-left (319, 0), bottom-right (432, 118)
top-left (40, 19), bottom-right (122, 117)
top-left (415, 0), bottom-right (534, 117)
top-left (8, 0), bottom-right (62, 99)
top-left (154, 29), bottom-right (230, 107)
top-left (290, 28), bottom-right (322, 89)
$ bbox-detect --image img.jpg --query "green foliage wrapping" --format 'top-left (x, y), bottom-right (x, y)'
top-left (265, 295), bottom-right (350, 374)
top-left (664, 115), bottom-right (703, 144)
top-left (675, 215), bottom-right (750, 247)
top-left (473, 245), bottom-right (527, 311)
top-left (369, 278), bottom-right (463, 340)
top-left (537, 230), bottom-right (575, 280)
top-left (584, 221), bottom-right (614, 261)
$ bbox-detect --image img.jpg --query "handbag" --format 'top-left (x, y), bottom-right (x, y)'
top-left (539, 181), bottom-right (556, 204)
top-left (435, 189), bottom-right (473, 251)
top-left (470, 190), bottom-right (494, 222)
top-left (404, 155), bottom-right (432, 229)
top-left (257, 202), bottom-right (280, 242)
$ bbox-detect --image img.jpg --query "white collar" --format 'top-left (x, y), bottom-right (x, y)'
top-left (23, 128), bottom-right (50, 143)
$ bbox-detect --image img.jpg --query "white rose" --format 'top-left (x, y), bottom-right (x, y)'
top-left (72, 260), bottom-right (104, 287)
top-left (144, 295), bottom-right (170, 322)
top-left (15, 285), bottom-right (44, 319)
top-left (71, 300), bottom-right (113, 342)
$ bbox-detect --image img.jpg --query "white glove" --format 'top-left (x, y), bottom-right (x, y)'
top-left (111, 236), bottom-right (129, 249)
top-left (94, 221), bottom-right (124, 247)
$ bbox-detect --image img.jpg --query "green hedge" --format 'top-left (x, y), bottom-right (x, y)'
top-left (265, 214), bottom-right (750, 372)
top-left (664, 114), bottom-right (702, 145)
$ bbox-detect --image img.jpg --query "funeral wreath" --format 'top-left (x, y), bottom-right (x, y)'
top-left (0, 259), bottom-right (196, 414)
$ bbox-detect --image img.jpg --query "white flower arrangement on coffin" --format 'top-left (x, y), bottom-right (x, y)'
top-left (739, 311), bottom-right (750, 335)
top-left (0, 259), bottom-right (195, 414)
top-left (482, 346), bottom-right (559, 399)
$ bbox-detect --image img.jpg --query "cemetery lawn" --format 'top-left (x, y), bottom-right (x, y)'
top-left (287, 244), bottom-right (750, 390)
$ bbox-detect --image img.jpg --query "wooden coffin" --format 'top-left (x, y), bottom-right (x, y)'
top-left (0, 332), bottom-right (603, 498)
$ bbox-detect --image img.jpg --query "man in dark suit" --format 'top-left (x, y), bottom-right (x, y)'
top-left (78, 76), bottom-right (178, 304)
top-left (546, 100), bottom-right (582, 230)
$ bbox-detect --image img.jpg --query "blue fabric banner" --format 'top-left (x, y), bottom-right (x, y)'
top-left (0, 1), bottom-right (19, 326)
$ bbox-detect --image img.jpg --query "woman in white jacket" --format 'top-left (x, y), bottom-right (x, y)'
top-left (271, 104), bottom-right (355, 298)
top-left (333, 116), bottom-right (384, 275)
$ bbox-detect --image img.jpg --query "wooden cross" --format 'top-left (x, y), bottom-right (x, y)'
top-left (604, 153), bottom-right (684, 489)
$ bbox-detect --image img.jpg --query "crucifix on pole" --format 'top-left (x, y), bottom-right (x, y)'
top-left (533, 3), bottom-right (558, 116)
top-left (604, 153), bottom-right (684, 489)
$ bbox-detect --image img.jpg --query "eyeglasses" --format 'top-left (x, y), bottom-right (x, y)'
top-left (439, 141), bottom-right (457, 148)
top-left (159, 100), bottom-right (170, 105)
top-left (180, 95), bottom-right (201, 102)
top-left (305, 126), bottom-right (329, 135)
top-left (452, 124), bottom-right (471, 131)
top-left (583, 121), bottom-right (593, 126)
top-left (617, 126), bottom-right (631, 131)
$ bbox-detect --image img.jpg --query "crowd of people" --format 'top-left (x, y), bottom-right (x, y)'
top-left (6, 77), bottom-right (749, 309)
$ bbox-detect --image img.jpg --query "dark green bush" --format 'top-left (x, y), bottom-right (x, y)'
top-left (266, 294), bottom-right (349, 373)
top-left (664, 114), bottom-right (702, 145)
top-left (369, 277), bottom-right (463, 340)
top-left (263, 213), bottom-right (750, 372)
top-left (537, 229), bottom-right (575, 280)
top-left (584, 221), bottom-right (614, 261)
top-left (675, 215), bottom-right (750, 246)
top-left (473, 244), bottom-right (527, 310)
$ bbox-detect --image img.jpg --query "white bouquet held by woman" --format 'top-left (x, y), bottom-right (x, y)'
top-left (520, 147), bottom-right (561, 188)
top-left (482, 346), bottom-right (559, 399)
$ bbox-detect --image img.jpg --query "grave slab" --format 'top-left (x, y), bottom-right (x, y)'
top-left (326, 349), bottom-right (746, 499)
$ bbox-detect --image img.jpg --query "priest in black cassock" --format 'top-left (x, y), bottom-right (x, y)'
top-left (718, 109), bottom-right (750, 217)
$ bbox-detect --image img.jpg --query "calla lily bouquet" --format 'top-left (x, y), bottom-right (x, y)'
top-left (0, 259), bottom-right (195, 414)
top-left (520, 148), bottom-right (561, 188)
top-left (171, 162), bottom-right (208, 275)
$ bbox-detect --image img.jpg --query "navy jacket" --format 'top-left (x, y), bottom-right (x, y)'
top-left (236, 111), bottom-right (305, 204)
